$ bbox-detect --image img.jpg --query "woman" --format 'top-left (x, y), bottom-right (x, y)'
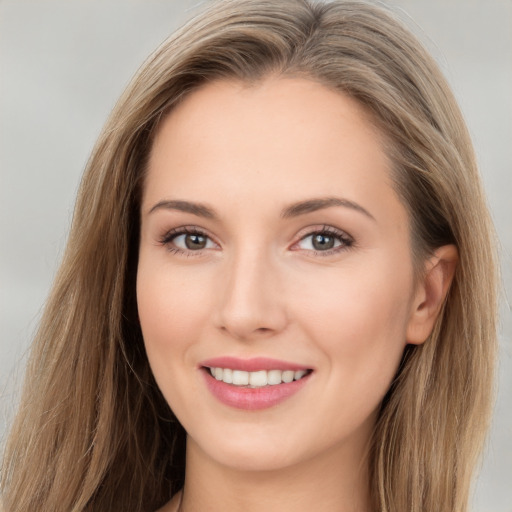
top-left (1, 1), bottom-right (498, 511)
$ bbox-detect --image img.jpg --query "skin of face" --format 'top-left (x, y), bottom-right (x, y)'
top-left (137, 77), bottom-right (456, 510)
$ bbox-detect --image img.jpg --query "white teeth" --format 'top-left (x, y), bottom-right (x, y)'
top-left (249, 370), bottom-right (267, 387)
top-left (208, 367), bottom-right (310, 387)
top-left (267, 369), bottom-right (282, 385)
top-left (232, 370), bottom-right (249, 386)
top-left (282, 370), bottom-right (294, 383)
top-left (223, 368), bottom-right (233, 384)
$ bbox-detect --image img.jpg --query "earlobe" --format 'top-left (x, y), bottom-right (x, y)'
top-left (406, 244), bottom-right (458, 345)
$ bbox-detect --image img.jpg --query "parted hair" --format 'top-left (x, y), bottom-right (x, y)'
top-left (1, 1), bottom-right (498, 511)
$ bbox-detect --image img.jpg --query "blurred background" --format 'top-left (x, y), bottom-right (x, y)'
top-left (1, 1), bottom-right (510, 510)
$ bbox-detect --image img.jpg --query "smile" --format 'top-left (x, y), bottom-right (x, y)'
top-left (207, 367), bottom-right (310, 388)
top-left (200, 357), bottom-right (313, 410)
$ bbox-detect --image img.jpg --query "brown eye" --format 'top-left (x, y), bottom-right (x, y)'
top-left (164, 230), bottom-right (216, 252)
top-left (294, 228), bottom-right (353, 255)
top-left (185, 233), bottom-right (207, 250)
top-left (312, 234), bottom-right (336, 250)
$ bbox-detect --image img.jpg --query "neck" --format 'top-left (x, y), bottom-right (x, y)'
top-left (178, 435), bottom-right (373, 512)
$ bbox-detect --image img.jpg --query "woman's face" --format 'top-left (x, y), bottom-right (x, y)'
top-left (137, 77), bottom-right (424, 472)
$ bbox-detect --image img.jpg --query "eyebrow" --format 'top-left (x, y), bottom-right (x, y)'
top-left (281, 197), bottom-right (375, 221)
top-left (148, 199), bottom-right (217, 218)
top-left (147, 196), bottom-right (375, 221)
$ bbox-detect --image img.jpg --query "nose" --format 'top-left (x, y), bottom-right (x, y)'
top-left (213, 249), bottom-right (288, 341)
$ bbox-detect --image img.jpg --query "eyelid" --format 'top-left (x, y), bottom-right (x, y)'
top-left (157, 224), bottom-right (354, 256)
top-left (159, 225), bottom-right (220, 253)
top-left (290, 225), bottom-right (354, 254)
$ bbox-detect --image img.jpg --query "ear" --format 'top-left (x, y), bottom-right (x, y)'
top-left (406, 244), bottom-right (458, 345)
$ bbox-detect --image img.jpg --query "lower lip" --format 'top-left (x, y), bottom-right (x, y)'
top-left (202, 369), bottom-right (311, 410)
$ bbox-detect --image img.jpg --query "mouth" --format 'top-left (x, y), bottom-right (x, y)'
top-left (199, 357), bottom-right (314, 410)
top-left (204, 367), bottom-right (312, 388)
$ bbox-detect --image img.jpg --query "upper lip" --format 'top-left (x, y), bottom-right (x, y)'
top-left (199, 356), bottom-right (312, 372)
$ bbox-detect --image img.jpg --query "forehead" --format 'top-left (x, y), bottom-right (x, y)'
top-left (149, 77), bottom-right (385, 168)
top-left (143, 77), bottom-right (403, 228)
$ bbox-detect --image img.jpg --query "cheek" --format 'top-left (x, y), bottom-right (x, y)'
top-left (136, 261), bottom-right (211, 392)
top-left (137, 261), bottom-right (209, 340)
top-left (293, 266), bottom-right (413, 431)
top-left (291, 259), bottom-right (414, 381)
top-left (136, 266), bottom-right (213, 422)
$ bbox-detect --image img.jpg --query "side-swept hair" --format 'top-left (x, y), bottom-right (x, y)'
top-left (1, 1), bottom-right (497, 511)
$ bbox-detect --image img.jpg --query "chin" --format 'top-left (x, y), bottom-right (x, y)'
top-left (188, 429), bottom-right (310, 473)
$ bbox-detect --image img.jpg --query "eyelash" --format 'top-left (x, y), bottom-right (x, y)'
top-left (158, 225), bottom-right (354, 257)
top-left (159, 226), bottom-right (216, 257)
top-left (292, 225), bottom-right (354, 256)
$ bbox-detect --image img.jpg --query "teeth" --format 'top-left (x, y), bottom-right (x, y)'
top-left (232, 370), bottom-right (249, 386)
top-left (282, 370), bottom-right (294, 383)
top-left (249, 370), bottom-right (267, 387)
top-left (267, 369), bottom-right (282, 385)
top-left (223, 368), bottom-right (233, 384)
top-left (294, 370), bottom-right (307, 380)
top-left (208, 367), bottom-right (309, 388)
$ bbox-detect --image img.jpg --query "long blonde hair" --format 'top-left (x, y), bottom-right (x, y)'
top-left (1, 1), bottom-right (498, 511)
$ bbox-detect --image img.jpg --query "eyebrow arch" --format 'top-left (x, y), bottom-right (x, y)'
top-left (281, 197), bottom-right (375, 221)
top-left (148, 199), bottom-right (217, 219)
top-left (147, 196), bottom-right (375, 221)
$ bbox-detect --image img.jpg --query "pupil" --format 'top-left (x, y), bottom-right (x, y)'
top-left (185, 234), bottom-right (206, 250)
top-left (312, 234), bottom-right (334, 250)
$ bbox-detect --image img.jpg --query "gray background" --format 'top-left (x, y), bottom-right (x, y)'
top-left (0, 1), bottom-right (510, 510)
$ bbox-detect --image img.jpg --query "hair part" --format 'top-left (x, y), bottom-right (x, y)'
top-left (2, 1), bottom-right (498, 511)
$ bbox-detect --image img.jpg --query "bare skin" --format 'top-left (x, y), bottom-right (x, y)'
top-left (140, 78), bottom-right (457, 512)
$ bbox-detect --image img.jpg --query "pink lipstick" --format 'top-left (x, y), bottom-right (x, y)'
top-left (199, 357), bottom-right (313, 410)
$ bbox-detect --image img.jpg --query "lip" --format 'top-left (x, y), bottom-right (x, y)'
top-left (199, 356), bottom-right (311, 372)
top-left (199, 357), bottom-right (313, 411)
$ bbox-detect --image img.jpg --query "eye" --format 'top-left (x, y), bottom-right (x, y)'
top-left (174, 233), bottom-right (213, 250)
top-left (160, 227), bottom-right (217, 253)
top-left (294, 227), bottom-right (353, 254)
